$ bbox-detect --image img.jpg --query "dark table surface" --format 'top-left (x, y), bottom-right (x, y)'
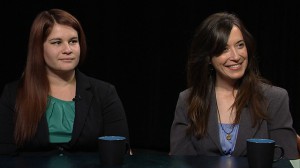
top-left (0, 149), bottom-right (294, 168)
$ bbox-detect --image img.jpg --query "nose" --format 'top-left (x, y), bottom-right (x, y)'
top-left (62, 43), bottom-right (72, 54)
top-left (229, 48), bottom-right (240, 60)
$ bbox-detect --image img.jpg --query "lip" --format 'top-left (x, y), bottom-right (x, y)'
top-left (226, 63), bottom-right (243, 70)
top-left (59, 58), bottom-right (75, 61)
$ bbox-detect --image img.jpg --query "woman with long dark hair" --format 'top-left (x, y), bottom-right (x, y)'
top-left (170, 12), bottom-right (298, 159)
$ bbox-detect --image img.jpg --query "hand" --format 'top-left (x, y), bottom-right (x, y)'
top-left (297, 134), bottom-right (300, 158)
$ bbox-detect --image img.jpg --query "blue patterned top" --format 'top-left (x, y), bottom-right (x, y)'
top-left (219, 123), bottom-right (239, 156)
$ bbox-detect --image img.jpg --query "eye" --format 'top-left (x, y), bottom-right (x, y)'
top-left (69, 38), bottom-right (79, 45)
top-left (50, 41), bottom-right (61, 45)
top-left (237, 41), bottom-right (245, 49)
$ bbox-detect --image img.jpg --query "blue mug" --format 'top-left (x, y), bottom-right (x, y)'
top-left (247, 138), bottom-right (284, 168)
top-left (98, 136), bottom-right (128, 166)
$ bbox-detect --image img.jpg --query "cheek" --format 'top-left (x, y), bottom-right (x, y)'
top-left (76, 46), bottom-right (81, 56)
top-left (71, 45), bottom-right (80, 56)
top-left (43, 55), bottom-right (53, 67)
top-left (43, 51), bottom-right (53, 62)
top-left (44, 47), bottom-right (54, 58)
top-left (43, 49), bottom-right (58, 65)
top-left (211, 57), bottom-right (222, 68)
top-left (239, 49), bottom-right (248, 58)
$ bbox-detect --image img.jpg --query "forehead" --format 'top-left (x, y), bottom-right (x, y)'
top-left (47, 24), bottom-right (78, 39)
top-left (227, 26), bottom-right (244, 44)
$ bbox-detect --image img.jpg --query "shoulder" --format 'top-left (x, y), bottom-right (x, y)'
top-left (2, 80), bottom-right (20, 89)
top-left (260, 83), bottom-right (288, 98)
top-left (0, 80), bottom-right (20, 106)
top-left (76, 70), bottom-right (112, 87)
top-left (176, 88), bottom-right (191, 106)
top-left (76, 70), bottom-right (115, 89)
top-left (1, 80), bottom-right (20, 95)
top-left (179, 88), bottom-right (191, 98)
top-left (86, 76), bottom-right (114, 89)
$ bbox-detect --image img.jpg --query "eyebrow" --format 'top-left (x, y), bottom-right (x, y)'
top-left (48, 36), bottom-right (78, 41)
top-left (233, 40), bottom-right (244, 45)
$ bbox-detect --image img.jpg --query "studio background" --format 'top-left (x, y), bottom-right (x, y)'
top-left (1, 0), bottom-right (299, 152)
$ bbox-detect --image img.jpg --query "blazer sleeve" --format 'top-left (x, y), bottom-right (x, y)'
top-left (266, 86), bottom-right (298, 159)
top-left (170, 90), bottom-right (197, 155)
top-left (0, 83), bottom-right (18, 155)
top-left (100, 84), bottom-right (129, 140)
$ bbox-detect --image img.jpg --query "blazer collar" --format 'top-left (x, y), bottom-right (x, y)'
top-left (232, 107), bottom-right (259, 156)
top-left (207, 88), bottom-right (259, 156)
top-left (207, 89), bottom-right (223, 154)
top-left (69, 69), bottom-right (93, 146)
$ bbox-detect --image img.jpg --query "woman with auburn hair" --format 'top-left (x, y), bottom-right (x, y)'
top-left (0, 9), bottom-right (129, 155)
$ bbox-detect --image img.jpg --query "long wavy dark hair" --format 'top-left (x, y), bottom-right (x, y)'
top-left (14, 9), bottom-right (87, 145)
top-left (186, 12), bottom-right (268, 139)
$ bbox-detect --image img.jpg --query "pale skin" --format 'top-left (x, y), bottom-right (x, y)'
top-left (43, 24), bottom-right (80, 101)
top-left (211, 25), bottom-right (248, 124)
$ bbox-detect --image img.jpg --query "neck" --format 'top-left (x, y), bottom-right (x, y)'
top-left (47, 70), bottom-right (76, 87)
top-left (214, 76), bottom-right (238, 92)
top-left (214, 85), bottom-right (237, 124)
top-left (215, 85), bottom-right (238, 98)
top-left (47, 70), bottom-right (76, 101)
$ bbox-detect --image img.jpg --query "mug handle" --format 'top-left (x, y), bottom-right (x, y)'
top-left (273, 145), bottom-right (284, 162)
top-left (125, 141), bottom-right (133, 155)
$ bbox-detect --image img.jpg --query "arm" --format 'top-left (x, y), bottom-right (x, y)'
top-left (170, 91), bottom-right (197, 155)
top-left (0, 83), bottom-right (18, 155)
top-left (100, 85), bottom-right (131, 154)
top-left (266, 87), bottom-right (298, 159)
top-left (101, 85), bottom-right (130, 145)
top-left (297, 134), bottom-right (300, 158)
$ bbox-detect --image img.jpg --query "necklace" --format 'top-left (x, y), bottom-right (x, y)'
top-left (215, 97), bottom-right (235, 141)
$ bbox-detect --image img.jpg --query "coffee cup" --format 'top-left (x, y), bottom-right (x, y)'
top-left (247, 138), bottom-right (284, 168)
top-left (98, 136), bottom-right (128, 167)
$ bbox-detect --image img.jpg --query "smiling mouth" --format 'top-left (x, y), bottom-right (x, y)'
top-left (228, 64), bottom-right (241, 68)
top-left (226, 62), bottom-right (243, 70)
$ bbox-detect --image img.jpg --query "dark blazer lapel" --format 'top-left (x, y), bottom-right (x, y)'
top-left (69, 70), bottom-right (93, 146)
top-left (34, 115), bottom-right (50, 145)
top-left (207, 89), bottom-right (223, 153)
top-left (232, 107), bottom-right (257, 156)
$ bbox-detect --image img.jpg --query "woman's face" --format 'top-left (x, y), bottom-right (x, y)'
top-left (211, 25), bottom-right (248, 84)
top-left (43, 23), bottom-right (80, 75)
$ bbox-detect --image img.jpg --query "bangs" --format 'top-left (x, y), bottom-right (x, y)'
top-left (209, 20), bottom-right (233, 57)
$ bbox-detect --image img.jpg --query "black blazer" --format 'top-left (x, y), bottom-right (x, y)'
top-left (0, 70), bottom-right (129, 155)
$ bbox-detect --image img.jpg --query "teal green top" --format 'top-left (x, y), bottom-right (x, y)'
top-left (46, 96), bottom-right (75, 143)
